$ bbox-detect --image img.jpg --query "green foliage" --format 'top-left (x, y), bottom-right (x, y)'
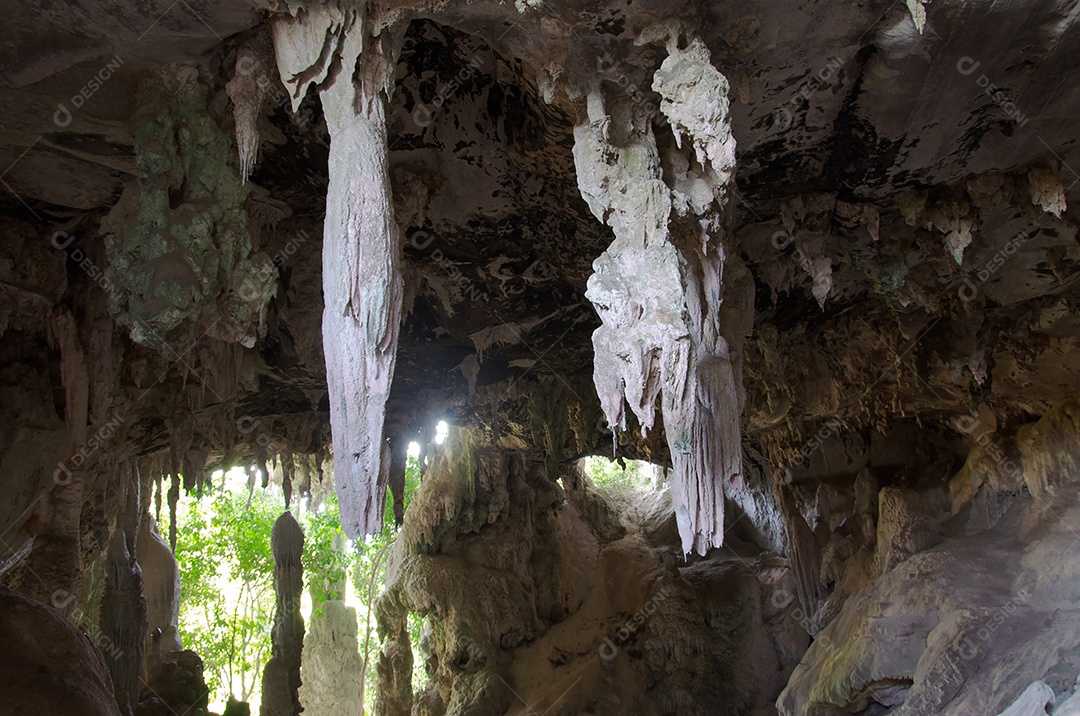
top-left (353, 452), bottom-right (426, 713)
top-left (170, 452), bottom-right (428, 712)
top-left (580, 455), bottom-right (657, 497)
top-left (303, 497), bottom-right (351, 608)
top-left (173, 484), bottom-right (279, 703)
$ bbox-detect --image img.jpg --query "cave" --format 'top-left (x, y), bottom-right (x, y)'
top-left (3, 0), bottom-right (1080, 714)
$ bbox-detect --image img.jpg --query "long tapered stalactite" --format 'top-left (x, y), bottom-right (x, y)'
top-left (272, 4), bottom-right (403, 537)
top-left (573, 32), bottom-right (747, 556)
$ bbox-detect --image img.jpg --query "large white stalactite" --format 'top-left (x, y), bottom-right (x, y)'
top-left (574, 35), bottom-right (750, 556)
top-left (272, 4), bottom-right (403, 537)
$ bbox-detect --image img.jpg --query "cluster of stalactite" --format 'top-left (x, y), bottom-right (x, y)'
top-left (572, 28), bottom-right (752, 556)
top-left (137, 409), bottom-right (331, 550)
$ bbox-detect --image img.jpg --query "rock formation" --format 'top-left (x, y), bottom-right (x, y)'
top-left (299, 600), bottom-right (366, 716)
top-left (261, 511), bottom-right (305, 716)
top-left (272, 3), bottom-right (404, 539)
top-left (1, 0), bottom-right (1080, 714)
top-left (0, 589), bottom-right (121, 716)
top-left (574, 29), bottom-right (749, 556)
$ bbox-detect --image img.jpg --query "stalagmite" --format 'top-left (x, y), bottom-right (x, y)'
top-left (100, 464), bottom-right (147, 716)
top-left (272, 4), bottom-right (404, 538)
top-left (260, 511), bottom-right (305, 716)
top-left (298, 601), bottom-right (365, 716)
top-left (137, 516), bottom-right (182, 679)
top-left (281, 451), bottom-right (295, 508)
top-left (573, 33), bottom-right (745, 556)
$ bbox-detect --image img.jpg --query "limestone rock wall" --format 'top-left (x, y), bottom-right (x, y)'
top-left (0, 1), bottom-right (1079, 715)
top-left (376, 427), bottom-right (807, 716)
top-left (777, 395), bottom-right (1080, 715)
top-left (298, 600), bottom-right (366, 716)
top-left (0, 589), bottom-right (121, 716)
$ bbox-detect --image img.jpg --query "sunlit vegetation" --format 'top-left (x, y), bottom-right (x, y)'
top-left (579, 455), bottom-right (662, 497)
top-left (164, 450), bottom-right (427, 713)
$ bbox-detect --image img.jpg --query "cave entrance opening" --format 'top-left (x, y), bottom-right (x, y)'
top-left (577, 455), bottom-right (666, 499)
top-left (158, 457), bottom-right (428, 714)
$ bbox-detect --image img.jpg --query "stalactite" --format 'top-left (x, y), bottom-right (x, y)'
top-left (573, 31), bottom-right (744, 556)
top-left (154, 474), bottom-right (162, 524)
top-left (226, 33), bottom-right (273, 183)
top-left (84, 284), bottom-right (118, 429)
top-left (183, 439), bottom-right (211, 498)
top-left (256, 441), bottom-right (270, 488)
top-left (260, 511), bottom-right (305, 716)
top-left (388, 436), bottom-right (408, 527)
top-left (281, 451), bottom-right (295, 508)
top-left (47, 307), bottom-right (89, 445)
top-left (298, 453), bottom-right (313, 501)
top-left (167, 417), bottom-right (193, 491)
top-left (1029, 166), bottom-right (1067, 217)
top-left (272, 4), bottom-right (404, 538)
top-left (100, 463), bottom-right (147, 716)
top-left (168, 471), bottom-right (179, 552)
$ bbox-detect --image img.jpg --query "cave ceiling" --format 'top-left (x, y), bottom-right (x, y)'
top-left (1, 0), bottom-right (1078, 481)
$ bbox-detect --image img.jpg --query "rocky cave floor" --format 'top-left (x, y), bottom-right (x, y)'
top-left (3, 0), bottom-right (1080, 714)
